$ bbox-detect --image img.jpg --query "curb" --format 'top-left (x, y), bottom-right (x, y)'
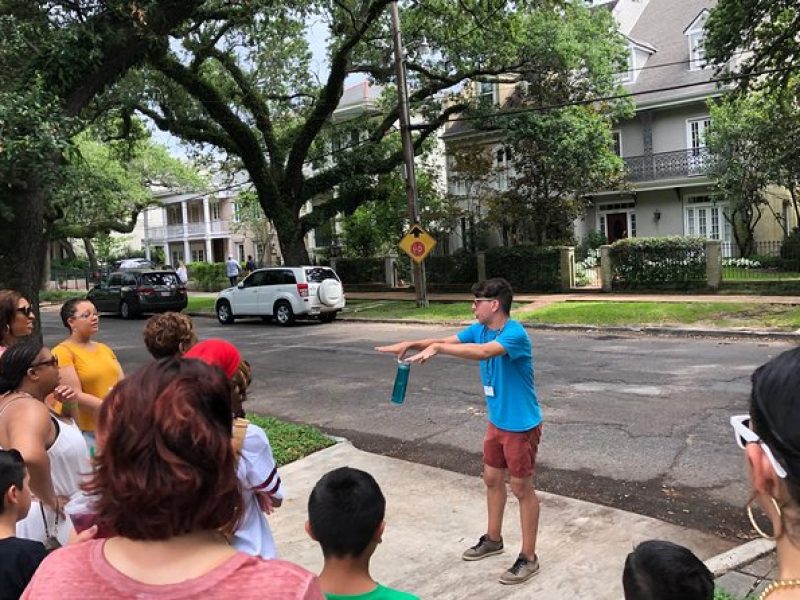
top-left (186, 311), bottom-right (800, 341)
top-left (705, 539), bottom-right (775, 577)
top-left (337, 316), bottom-right (800, 342)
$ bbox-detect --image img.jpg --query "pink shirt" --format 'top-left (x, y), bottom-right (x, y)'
top-left (22, 539), bottom-right (323, 599)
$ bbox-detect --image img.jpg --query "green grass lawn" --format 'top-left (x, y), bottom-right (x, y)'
top-left (186, 295), bottom-right (217, 312)
top-left (340, 299), bottom-right (800, 330)
top-left (515, 301), bottom-right (800, 329)
top-left (248, 415), bottom-right (334, 466)
top-left (724, 267), bottom-right (800, 281)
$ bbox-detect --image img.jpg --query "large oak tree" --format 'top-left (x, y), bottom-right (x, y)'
top-left (0, 0), bottom-right (211, 306)
top-left (130, 0), bottom-right (619, 263)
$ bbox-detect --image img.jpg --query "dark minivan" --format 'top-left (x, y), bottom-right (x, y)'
top-left (88, 269), bottom-right (187, 319)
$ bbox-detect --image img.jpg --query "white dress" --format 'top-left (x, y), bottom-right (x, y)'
top-left (16, 414), bottom-right (91, 546)
top-left (232, 424), bottom-right (284, 559)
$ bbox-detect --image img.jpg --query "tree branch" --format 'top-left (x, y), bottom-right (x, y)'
top-left (151, 54), bottom-right (282, 216)
top-left (206, 47), bottom-right (283, 165)
top-left (284, 0), bottom-right (395, 201)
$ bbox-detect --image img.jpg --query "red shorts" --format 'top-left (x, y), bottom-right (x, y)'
top-left (483, 422), bottom-right (542, 479)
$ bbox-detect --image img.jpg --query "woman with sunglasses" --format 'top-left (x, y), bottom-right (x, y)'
top-left (0, 290), bottom-right (35, 356)
top-left (22, 358), bottom-right (322, 599)
top-left (0, 340), bottom-right (89, 547)
top-left (731, 346), bottom-right (800, 600)
top-left (53, 298), bottom-right (123, 455)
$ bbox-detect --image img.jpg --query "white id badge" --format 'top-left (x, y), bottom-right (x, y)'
top-left (483, 385), bottom-right (495, 397)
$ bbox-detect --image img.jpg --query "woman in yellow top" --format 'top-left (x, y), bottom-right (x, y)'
top-left (53, 298), bottom-right (123, 454)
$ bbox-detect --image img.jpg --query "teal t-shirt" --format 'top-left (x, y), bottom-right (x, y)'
top-left (457, 319), bottom-right (541, 432)
top-left (325, 584), bottom-right (419, 600)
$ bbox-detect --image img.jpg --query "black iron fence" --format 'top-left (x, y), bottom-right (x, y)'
top-left (722, 239), bottom-right (800, 281)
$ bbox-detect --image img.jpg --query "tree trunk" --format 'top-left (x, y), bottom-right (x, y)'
top-left (279, 231), bottom-right (310, 265)
top-left (83, 238), bottom-right (98, 272)
top-left (59, 239), bottom-right (77, 260)
top-left (0, 179), bottom-right (50, 333)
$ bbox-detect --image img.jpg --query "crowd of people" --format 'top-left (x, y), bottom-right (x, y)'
top-left (0, 282), bottom-right (799, 599)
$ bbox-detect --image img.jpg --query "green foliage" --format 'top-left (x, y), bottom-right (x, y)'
top-left (484, 245), bottom-right (561, 292)
top-left (53, 124), bottom-right (206, 241)
top-left (332, 257), bottom-right (386, 285)
top-left (188, 262), bottom-right (228, 291)
top-left (492, 105), bottom-right (628, 246)
top-left (781, 232), bottom-right (800, 266)
top-left (705, 0), bottom-right (800, 93)
top-left (247, 415), bottom-right (334, 467)
top-left (425, 251), bottom-right (479, 285)
top-left (51, 257), bottom-right (89, 270)
top-left (610, 237), bottom-right (707, 290)
top-left (581, 231), bottom-right (608, 252)
top-left (705, 85), bottom-right (800, 256)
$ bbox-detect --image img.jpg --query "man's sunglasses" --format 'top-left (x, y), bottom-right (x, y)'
top-left (730, 414), bottom-right (788, 479)
top-left (30, 355), bottom-right (59, 369)
top-left (16, 305), bottom-right (34, 317)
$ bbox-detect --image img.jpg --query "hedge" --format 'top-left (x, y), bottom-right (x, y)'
top-left (425, 251), bottom-right (478, 285)
top-left (333, 257), bottom-right (386, 284)
top-left (484, 245), bottom-right (561, 292)
top-left (189, 262), bottom-right (229, 291)
top-left (610, 236), bottom-right (706, 289)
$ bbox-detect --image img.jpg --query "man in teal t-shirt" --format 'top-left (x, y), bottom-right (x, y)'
top-left (307, 467), bottom-right (419, 600)
top-left (376, 277), bottom-right (543, 586)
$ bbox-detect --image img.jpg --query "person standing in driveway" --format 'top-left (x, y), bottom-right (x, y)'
top-left (376, 277), bottom-right (543, 585)
top-left (226, 255), bottom-right (241, 287)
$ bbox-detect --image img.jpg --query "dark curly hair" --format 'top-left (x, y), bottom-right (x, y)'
top-left (85, 358), bottom-right (241, 540)
top-left (143, 312), bottom-right (197, 358)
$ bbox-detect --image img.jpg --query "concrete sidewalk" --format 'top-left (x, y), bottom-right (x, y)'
top-left (270, 442), bottom-right (737, 600)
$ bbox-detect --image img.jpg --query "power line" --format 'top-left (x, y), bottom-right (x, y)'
top-left (443, 63), bottom-right (800, 124)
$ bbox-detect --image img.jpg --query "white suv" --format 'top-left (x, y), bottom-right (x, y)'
top-left (215, 266), bottom-right (345, 326)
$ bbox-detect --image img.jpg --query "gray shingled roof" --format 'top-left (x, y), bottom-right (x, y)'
top-left (624, 0), bottom-right (718, 106)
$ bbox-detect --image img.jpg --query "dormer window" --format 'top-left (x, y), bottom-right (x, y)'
top-left (619, 46), bottom-right (635, 83)
top-left (617, 37), bottom-right (656, 84)
top-left (684, 10), bottom-right (709, 70)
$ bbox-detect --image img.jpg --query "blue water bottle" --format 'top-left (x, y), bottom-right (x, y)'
top-left (391, 359), bottom-right (411, 405)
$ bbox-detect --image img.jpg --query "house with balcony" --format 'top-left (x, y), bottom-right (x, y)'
top-left (442, 0), bottom-right (796, 255)
top-left (141, 186), bottom-right (282, 267)
top-left (582, 0), bottom-right (732, 248)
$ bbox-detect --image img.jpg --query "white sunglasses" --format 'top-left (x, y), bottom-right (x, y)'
top-left (730, 414), bottom-right (788, 479)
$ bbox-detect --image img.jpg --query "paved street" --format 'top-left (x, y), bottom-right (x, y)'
top-left (40, 310), bottom-right (794, 540)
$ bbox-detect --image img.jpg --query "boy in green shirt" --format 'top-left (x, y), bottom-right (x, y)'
top-left (306, 467), bottom-right (419, 600)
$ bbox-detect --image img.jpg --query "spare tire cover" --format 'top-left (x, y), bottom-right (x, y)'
top-left (318, 279), bottom-right (343, 306)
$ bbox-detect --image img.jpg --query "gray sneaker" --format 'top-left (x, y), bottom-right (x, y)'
top-left (499, 554), bottom-right (540, 585)
top-left (462, 534), bottom-right (504, 561)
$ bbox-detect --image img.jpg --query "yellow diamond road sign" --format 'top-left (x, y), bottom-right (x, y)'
top-left (399, 224), bottom-right (436, 264)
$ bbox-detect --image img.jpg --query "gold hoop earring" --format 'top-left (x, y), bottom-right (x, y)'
top-left (747, 495), bottom-right (783, 540)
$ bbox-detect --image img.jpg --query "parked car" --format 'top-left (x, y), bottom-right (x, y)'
top-left (215, 266), bottom-right (345, 326)
top-left (114, 258), bottom-right (154, 270)
top-left (88, 269), bottom-right (187, 319)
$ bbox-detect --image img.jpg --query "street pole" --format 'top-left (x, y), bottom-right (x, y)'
top-left (389, 0), bottom-right (429, 308)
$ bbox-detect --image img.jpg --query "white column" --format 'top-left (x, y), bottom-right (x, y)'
top-left (203, 196), bottom-right (212, 262)
top-left (203, 196), bottom-right (211, 234)
top-left (143, 210), bottom-right (151, 261)
top-left (181, 201), bottom-right (190, 262)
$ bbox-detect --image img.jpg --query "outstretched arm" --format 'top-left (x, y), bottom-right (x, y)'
top-left (406, 341), bottom-right (506, 364)
top-left (375, 335), bottom-right (460, 360)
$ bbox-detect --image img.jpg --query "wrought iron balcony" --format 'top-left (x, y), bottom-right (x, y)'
top-left (624, 148), bottom-right (710, 182)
